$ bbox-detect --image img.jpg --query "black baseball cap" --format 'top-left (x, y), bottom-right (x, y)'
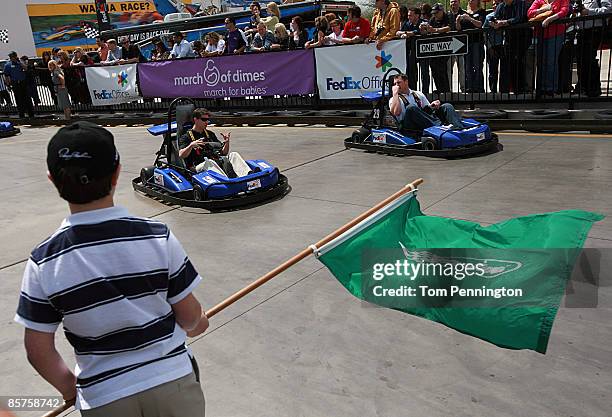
top-left (432, 3), bottom-right (444, 12)
top-left (8, 51), bottom-right (17, 57)
top-left (47, 121), bottom-right (120, 184)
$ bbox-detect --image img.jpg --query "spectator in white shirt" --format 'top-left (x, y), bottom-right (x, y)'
top-left (103, 39), bottom-right (123, 64)
top-left (203, 32), bottom-right (225, 57)
top-left (325, 19), bottom-right (348, 45)
top-left (170, 31), bottom-right (194, 59)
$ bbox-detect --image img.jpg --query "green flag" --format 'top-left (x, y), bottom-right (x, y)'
top-left (316, 192), bottom-right (603, 353)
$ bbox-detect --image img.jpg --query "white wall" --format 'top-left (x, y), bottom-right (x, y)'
top-left (0, 0), bottom-right (36, 58)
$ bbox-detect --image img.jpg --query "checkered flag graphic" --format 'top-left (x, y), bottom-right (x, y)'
top-left (83, 24), bottom-right (99, 39)
top-left (0, 29), bottom-right (8, 44)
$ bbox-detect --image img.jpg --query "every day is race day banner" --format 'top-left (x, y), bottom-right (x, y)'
top-left (315, 40), bottom-right (407, 100)
top-left (85, 63), bottom-right (141, 106)
top-left (138, 50), bottom-right (316, 98)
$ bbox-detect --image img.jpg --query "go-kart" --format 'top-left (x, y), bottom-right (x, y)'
top-left (0, 121), bottom-right (20, 138)
top-left (132, 98), bottom-right (290, 210)
top-left (345, 67), bottom-right (501, 158)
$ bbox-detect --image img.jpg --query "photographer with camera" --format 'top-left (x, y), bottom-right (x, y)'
top-left (367, 0), bottom-right (401, 50)
top-left (573, 0), bottom-right (611, 96)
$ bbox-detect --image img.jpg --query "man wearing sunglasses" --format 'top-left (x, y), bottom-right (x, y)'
top-left (178, 108), bottom-right (251, 178)
top-left (118, 36), bottom-right (147, 64)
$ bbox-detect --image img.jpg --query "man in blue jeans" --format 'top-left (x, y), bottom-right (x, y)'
top-left (389, 73), bottom-right (464, 130)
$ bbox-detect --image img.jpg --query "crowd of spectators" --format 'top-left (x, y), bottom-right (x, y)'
top-left (2, 0), bottom-right (611, 115)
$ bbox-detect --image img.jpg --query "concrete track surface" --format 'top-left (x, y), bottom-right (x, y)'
top-left (1, 126), bottom-right (611, 417)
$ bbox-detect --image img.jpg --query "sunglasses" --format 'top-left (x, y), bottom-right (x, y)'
top-left (200, 117), bottom-right (211, 122)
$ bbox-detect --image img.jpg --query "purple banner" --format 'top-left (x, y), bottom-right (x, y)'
top-left (138, 50), bottom-right (315, 98)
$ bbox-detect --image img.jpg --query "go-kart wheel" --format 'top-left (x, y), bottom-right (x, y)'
top-left (351, 127), bottom-right (370, 143)
top-left (193, 185), bottom-right (204, 201)
top-left (140, 166), bottom-right (155, 185)
top-left (421, 137), bottom-right (438, 151)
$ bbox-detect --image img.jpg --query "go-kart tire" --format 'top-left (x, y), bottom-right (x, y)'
top-left (140, 166), bottom-right (155, 185)
top-left (351, 127), bottom-right (370, 143)
top-left (594, 110), bottom-right (612, 120)
top-left (461, 109), bottom-right (508, 120)
top-left (193, 185), bottom-right (204, 201)
top-left (523, 110), bottom-right (571, 119)
top-left (421, 137), bottom-right (438, 151)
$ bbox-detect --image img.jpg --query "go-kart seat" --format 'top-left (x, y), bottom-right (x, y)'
top-left (168, 103), bottom-right (195, 169)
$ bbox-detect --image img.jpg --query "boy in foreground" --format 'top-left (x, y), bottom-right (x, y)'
top-left (15, 122), bottom-right (209, 416)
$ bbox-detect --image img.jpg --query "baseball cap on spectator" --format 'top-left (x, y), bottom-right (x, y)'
top-left (8, 51), bottom-right (17, 58)
top-left (52, 47), bottom-right (60, 53)
top-left (47, 121), bottom-right (120, 185)
top-left (432, 3), bottom-right (444, 12)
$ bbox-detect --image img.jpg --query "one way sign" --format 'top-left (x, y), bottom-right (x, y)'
top-left (415, 34), bottom-right (468, 59)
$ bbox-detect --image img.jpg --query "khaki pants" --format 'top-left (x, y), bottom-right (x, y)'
top-left (81, 372), bottom-right (205, 417)
top-left (195, 152), bottom-right (251, 178)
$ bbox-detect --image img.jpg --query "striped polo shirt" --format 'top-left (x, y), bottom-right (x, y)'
top-left (14, 206), bottom-right (202, 410)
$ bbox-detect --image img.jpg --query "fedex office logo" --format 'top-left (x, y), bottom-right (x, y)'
top-left (326, 77), bottom-right (361, 90)
top-left (93, 89), bottom-right (131, 100)
top-left (325, 76), bottom-right (383, 91)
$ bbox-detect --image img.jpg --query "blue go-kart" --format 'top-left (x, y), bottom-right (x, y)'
top-left (345, 68), bottom-right (501, 158)
top-left (0, 121), bottom-right (20, 138)
top-left (132, 98), bottom-right (290, 210)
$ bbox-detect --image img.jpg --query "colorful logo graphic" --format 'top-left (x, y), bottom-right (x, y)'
top-left (375, 50), bottom-right (393, 72)
top-left (117, 70), bottom-right (128, 88)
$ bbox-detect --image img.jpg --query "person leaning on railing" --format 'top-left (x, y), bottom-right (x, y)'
top-left (343, 5), bottom-right (370, 44)
top-left (271, 23), bottom-right (290, 50)
top-left (203, 32), bottom-right (225, 57)
top-left (420, 3), bottom-right (451, 93)
top-left (367, 0), bottom-right (401, 50)
top-left (151, 38), bottom-right (170, 61)
top-left (288, 15), bottom-right (308, 49)
top-left (574, 0), bottom-right (612, 97)
top-left (528, 0), bottom-right (570, 95)
top-left (490, 0), bottom-right (531, 94)
top-left (483, 0), bottom-right (505, 93)
top-left (305, 15), bottom-right (331, 48)
top-left (251, 22), bottom-right (275, 52)
top-left (457, 0), bottom-right (487, 93)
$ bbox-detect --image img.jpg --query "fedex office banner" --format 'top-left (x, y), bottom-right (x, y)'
top-left (85, 64), bottom-right (140, 106)
top-left (315, 40), bottom-right (407, 99)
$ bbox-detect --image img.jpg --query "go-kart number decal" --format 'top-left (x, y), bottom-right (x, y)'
top-left (257, 162), bottom-right (270, 169)
top-left (154, 172), bottom-right (164, 186)
top-left (372, 133), bottom-right (386, 143)
top-left (202, 175), bottom-right (218, 184)
top-left (373, 109), bottom-right (380, 119)
top-left (247, 179), bottom-right (262, 190)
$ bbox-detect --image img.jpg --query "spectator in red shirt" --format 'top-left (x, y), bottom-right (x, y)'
top-left (527, 0), bottom-right (569, 95)
top-left (96, 37), bottom-right (109, 62)
top-left (342, 5), bottom-right (371, 43)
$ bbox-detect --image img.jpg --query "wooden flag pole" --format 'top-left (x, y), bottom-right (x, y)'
top-left (41, 400), bottom-right (75, 417)
top-left (41, 178), bottom-right (423, 417)
top-left (205, 178), bottom-right (423, 318)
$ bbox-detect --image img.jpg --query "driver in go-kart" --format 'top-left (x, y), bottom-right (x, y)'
top-left (178, 108), bottom-right (252, 178)
top-left (389, 73), bottom-right (464, 131)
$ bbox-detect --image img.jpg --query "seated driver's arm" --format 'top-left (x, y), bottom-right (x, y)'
top-left (178, 134), bottom-right (194, 159)
top-left (221, 139), bottom-right (229, 156)
top-left (389, 94), bottom-right (403, 117)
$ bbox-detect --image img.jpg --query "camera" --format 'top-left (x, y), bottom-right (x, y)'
top-left (375, 26), bottom-right (385, 37)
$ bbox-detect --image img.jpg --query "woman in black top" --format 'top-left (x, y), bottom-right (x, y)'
top-left (456, 0), bottom-right (486, 92)
top-left (35, 51), bottom-right (57, 104)
top-left (288, 16), bottom-right (308, 49)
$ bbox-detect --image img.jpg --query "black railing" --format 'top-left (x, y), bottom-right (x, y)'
top-left (1, 13), bottom-right (610, 117)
